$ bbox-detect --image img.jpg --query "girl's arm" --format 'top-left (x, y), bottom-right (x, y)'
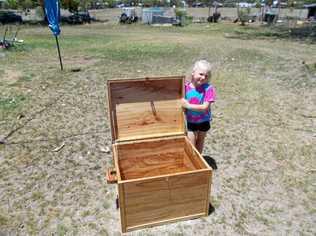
top-left (181, 98), bottom-right (211, 111)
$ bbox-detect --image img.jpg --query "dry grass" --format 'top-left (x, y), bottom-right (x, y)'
top-left (0, 21), bottom-right (315, 235)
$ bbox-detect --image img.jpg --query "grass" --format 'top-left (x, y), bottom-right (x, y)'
top-left (0, 213), bottom-right (9, 226)
top-left (230, 24), bottom-right (316, 42)
top-left (0, 21), bottom-right (316, 235)
top-left (0, 95), bottom-right (26, 110)
top-left (56, 223), bottom-right (68, 236)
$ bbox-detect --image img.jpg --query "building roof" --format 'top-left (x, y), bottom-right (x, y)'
top-left (304, 3), bottom-right (316, 8)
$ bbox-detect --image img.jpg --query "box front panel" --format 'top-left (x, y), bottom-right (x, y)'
top-left (121, 171), bottom-right (211, 230)
top-left (123, 177), bottom-right (170, 228)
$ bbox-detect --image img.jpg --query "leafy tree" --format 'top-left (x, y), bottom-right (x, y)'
top-left (304, 0), bottom-right (316, 4)
top-left (105, 0), bottom-right (116, 8)
top-left (7, 0), bottom-right (18, 9)
top-left (21, 0), bottom-right (33, 10)
top-left (237, 5), bottom-right (251, 25)
top-left (170, 0), bottom-right (181, 7)
top-left (35, 5), bottom-right (45, 18)
top-left (142, 0), bottom-right (165, 7)
top-left (61, 0), bottom-right (80, 12)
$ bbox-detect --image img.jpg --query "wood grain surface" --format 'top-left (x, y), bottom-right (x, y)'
top-left (113, 136), bottom-right (212, 232)
top-left (107, 76), bottom-right (185, 142)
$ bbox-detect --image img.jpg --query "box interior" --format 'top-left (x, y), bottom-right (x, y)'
top-left (115, 137), bottom-right (207, 180)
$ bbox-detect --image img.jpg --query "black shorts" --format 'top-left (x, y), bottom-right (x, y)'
top-left (187, 121), bottom-right (210, 132)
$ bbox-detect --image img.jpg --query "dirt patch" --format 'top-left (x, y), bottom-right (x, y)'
top-left (63, 56), bottom-right (99, 68)
top-left (2, 70), bottom-right (23, 85)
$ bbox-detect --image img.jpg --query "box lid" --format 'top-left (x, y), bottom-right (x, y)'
top-left (107, 76), bottom-right (185, 143)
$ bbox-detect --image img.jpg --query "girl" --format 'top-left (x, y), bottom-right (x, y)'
top-left (181, 60), bottom-right (216, 154)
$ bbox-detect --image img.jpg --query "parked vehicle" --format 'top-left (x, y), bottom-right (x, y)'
top-left (62, 12), bottom-right (95, 24)
top-left (116, 3), bottom-right (126, 8)
top-left (236, 2), bottom-right (256, 8)
top-left (0, 11), bottom-right (22, 24)
top-left (119, 7), bottom-right (138, 24)
top-left (192, 2), bottom-right (207, 7)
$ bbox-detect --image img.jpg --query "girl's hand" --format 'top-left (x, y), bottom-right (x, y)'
top-left (181, 98), bottom-right (210, 112)
top-left (181, 98), bottom-right (190, 109)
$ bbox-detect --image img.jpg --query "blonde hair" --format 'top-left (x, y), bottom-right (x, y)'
top-left (193, 60), bottom-right (212, 74)
top-left (186, 60), bottom-right (212, 82)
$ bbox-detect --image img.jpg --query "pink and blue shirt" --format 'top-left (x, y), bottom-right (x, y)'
top-left (185, 82), bottom-right (216, 123)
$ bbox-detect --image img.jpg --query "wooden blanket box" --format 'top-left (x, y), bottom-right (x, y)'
top-left (106, 76), bottom-right (212, 232)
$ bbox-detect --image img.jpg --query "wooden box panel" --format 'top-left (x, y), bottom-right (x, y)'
top-left (113, 136), bottom-right (212, 232)
top-left (107, 76), bottom-right (185, 142)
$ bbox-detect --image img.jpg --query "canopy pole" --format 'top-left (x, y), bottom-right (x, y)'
top-left (55, 35), bottom-right (63, 70)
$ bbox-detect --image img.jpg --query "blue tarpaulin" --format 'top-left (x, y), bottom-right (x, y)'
top-left (44, 0), bottom-right (61, 36)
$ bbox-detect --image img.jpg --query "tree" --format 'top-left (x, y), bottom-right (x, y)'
top-left (7, 0), bottom-right (18, 9)
top-left (237, 5), bottom-right (251, 26)
top-left (105, 0), bottom-right (116, 8)
top-left (61, 0), bottom-right (80, 12)
top-left (21, 0), bottom-right (33, 10)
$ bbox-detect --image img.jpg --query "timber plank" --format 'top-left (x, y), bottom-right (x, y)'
top-left (125, 213), bottom-right (205, 232)
top-left (107, 77), bottom-right (184, 142)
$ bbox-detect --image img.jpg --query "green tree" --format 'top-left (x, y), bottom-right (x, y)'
top-left (105, 0), bottom-right (116, 8)
top-left (7, 0), bottom-right (18, 9)
top-left (237, 5), bottom-right (251, 25)
top-left (21, 0), bottom-right (33, 10)
top-left (61, 0), bottom-right (80, 12)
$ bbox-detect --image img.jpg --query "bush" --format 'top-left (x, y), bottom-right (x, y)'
top-left (6, 0), bottom-right (18, 9)
top-left (175, 8), bottom-right (187, 18)
top-left (238, 7), bottom-right (251, 26)
top-left (35, 6), bottom-right (44, 19)
top-left (21, 0), bottom-right (33, 10)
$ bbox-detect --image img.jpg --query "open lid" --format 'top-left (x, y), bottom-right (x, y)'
top-left (107, 76), bottom-right (185, 143)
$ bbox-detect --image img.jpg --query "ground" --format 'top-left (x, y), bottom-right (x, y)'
top-left (0, 20), bottom-right (315, 235)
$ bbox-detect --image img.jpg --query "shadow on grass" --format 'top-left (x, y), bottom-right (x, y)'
top-left (203, 155), bottom-right (218, 170)
top-left (208, 203), bottom-right (215, 215)
top-left (226, 24), bottom-right (316, 43)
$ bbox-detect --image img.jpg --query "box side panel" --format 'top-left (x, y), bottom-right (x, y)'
top-left (112, 144), bottom-right (122, 181)
top-left (183, 151), bottom-right (199, 170)
top-left (118, 183), bottom-right (127, 232)
top-left (122, 171), bottom-right (211, 230)
top-left (184, 137), bottom-right (209, 169)
top-left (205, 169), bottom-right (212, 215)
top-left (183, 138), bottom-right (212, 215)
top-left (168, 171), bottom-right (211, 217)
top-left (106, 81), bottom-right (116, 143)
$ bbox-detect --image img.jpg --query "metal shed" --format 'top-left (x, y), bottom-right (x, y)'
top-left (305, 3), bottom-right (316, 20)
top-left (142, 8), bottom-right (164, 24)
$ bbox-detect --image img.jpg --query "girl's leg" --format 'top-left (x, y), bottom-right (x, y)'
top-left (187, 131), bottom-right (196, 147)
top-left (196, 131), bottom-right (207, 154)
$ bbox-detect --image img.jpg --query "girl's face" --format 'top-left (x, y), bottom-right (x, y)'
top-left (191, 67), bottom-right (209, 87)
